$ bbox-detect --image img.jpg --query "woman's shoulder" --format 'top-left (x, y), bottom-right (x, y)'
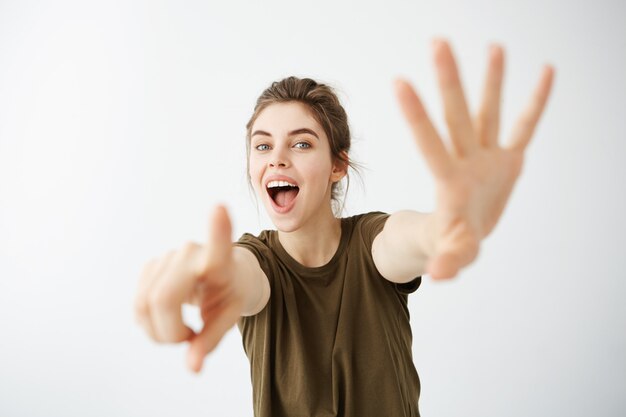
top-left (235, 229), bottom-right (275, 250)
top-left (341, 211), bottom-right (390, 243)
top-left (342, 211), bottom-right (390, 230)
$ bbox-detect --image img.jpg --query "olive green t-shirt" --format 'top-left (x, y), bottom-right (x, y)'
top-left (235, 212), bottom-right (422, 417)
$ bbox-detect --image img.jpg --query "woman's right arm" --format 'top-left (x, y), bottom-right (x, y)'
top-left (231, 246), bottom-right (271, 317)
top-left (133, 205), bottom-right (270, 373)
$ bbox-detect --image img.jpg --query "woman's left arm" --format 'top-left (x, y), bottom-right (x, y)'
top-left (373, 39), bottom-right (555, 282)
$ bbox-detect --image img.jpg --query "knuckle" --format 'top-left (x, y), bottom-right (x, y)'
top-left (444, 114), bottom-right (464, 131)
top-left (181, 241), bottom-right (199, 256)
top-left (148, 287), bottom-right (176, 309)
top-left (476, 109), bottom-right (492, 125)
top-left (134, 297), bottom-right (150, 318)
top-left (148, 256), bottom-right (160, 267)
top-left (140, 259), bottom-right (158, 277)
top-left (165, 249), bottom-right (178, 263)
top-left (199, 257), bottom-right (218, 276)
top-left (149, 331), bottom-right (165, 344)
top-left (466, 240), bottom-right (480, 262)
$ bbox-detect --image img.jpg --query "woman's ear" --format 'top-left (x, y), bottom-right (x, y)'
top-left (331, 151), bottom-right (349, 182)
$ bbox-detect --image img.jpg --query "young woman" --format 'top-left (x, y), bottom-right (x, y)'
top-left (134, 39), bottom-right (554, 416)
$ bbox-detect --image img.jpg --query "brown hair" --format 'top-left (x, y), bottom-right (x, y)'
top-left (245, 76), bottom-right (360, 215)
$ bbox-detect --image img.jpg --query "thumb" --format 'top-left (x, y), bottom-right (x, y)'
top-left (427, 252), bottom-right (461, 280)
top-left (185, 301), bottom-right (241, 373)
top-left (427, 240), bottom-right (480, 280)
top-left (205, 204), bottom-right (233, 268)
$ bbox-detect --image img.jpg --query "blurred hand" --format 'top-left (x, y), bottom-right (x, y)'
top-left (394, 39), bottom-right (555, 279)
top-left (134, 205), bottom-right (245, 372)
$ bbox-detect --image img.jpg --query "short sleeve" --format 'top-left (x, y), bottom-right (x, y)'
top-left (395, 276), bottom-right (422, 294)
top-left (233, 232), bottom-right (275, 285)
top-left (234, 232), bottom-right (276, 328)
top-left (355, 211), bottom-right (388, 239)
top-left (357, 212), bottom-right (422, 295)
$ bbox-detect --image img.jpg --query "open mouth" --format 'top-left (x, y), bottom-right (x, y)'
top-left (267, 184), bottom-right (300, 208)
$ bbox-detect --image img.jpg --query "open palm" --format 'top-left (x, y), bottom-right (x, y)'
top-left (394, 39), bottom-right (554, 279)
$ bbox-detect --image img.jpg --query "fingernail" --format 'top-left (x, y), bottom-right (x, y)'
top-left (490, 43), bottom-right (501, 58)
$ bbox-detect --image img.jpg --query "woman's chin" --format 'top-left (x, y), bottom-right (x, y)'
top-left (262, 202), bottom-right (299, 232)
top-left (270, 209), bottom-right (302, 231)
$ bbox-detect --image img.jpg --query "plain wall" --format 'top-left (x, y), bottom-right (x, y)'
top-left (1, 0), bottom-right (625, 416)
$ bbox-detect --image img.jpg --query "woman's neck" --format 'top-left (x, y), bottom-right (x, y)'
top-left (277, 207), bottom-right (342, 268)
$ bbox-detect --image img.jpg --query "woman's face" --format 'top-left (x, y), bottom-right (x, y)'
top-left (248, 101), bottom-right (346, 232)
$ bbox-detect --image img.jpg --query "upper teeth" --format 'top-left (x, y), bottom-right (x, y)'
top-left (267, 180), bottom-right (297, 188)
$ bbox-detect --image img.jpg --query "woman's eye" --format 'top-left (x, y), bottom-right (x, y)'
top-left (255, 144), bottom-right (270, 151)
top-left (294, 142), bottom-right (311, 149)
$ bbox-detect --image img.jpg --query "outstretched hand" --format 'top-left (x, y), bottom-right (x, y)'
top-left (394, 39), bottom-right (554, 279)
top-left (134, 206), bottom-right (245, 373)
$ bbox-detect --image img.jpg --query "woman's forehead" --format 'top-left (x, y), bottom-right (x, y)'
top-left (253, 102), bottom-right (323, 134)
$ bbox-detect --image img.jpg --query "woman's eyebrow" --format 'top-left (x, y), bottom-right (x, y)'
top-left (251, 128), bottom-right (319, 140)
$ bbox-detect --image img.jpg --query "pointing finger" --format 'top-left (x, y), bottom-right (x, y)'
top-left (205, 204), bottom-right (234, 270)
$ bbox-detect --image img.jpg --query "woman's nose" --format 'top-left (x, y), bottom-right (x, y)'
top-left (269, 148), bottom-right (289, 168)
top-left (270, 159), bottom-right (287, 167)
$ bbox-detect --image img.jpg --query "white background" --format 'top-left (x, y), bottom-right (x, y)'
top-left (1, 0), bottom-right (625, 416)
